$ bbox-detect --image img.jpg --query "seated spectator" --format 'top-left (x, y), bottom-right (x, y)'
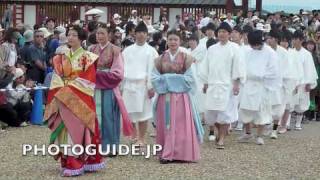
top-left (6, 68), bottom-right (33, 126)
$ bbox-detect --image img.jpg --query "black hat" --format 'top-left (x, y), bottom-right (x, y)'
top-left (206, 22), bottom-right (216, 31)
top-left (216, 22), bottom-right (232, 33)
top-left (292, 30), bottom-right (304, 40)
top-left (243, 24), bottom-right (253, 34)
top-left (279, 30), bottom-right (292, 42)
top-left (267, 29), bottom-right (281, 40)
top-left (135, 21), bottom-right (148, 33)
top-left (188, 33), bottom-right (199, 43)
top-left (248, 30), bottom-right (264, 46)
top-left (233, 25), bottom-right (243, 33)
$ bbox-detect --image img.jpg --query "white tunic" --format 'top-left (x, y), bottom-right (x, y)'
top-left (240, 45), bottom-right (279, 112)
top-left (268, 45), bottom-right (285, 106)
top-left (200, 41), bottom-right (246, 112)
top-left (291, 47), bottom-right (318, 112)
top-left (122, 43), bottom-right (159, 121)
top-left (277, 47), bottom-right (300, 107)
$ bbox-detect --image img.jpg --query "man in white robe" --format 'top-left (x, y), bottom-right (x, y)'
top-left (238, 30), bottom-right (279, 145)
top-left (188, 34), bottom-right (206, 115)
top-left (198, 22), bottom-right (218, 141)
top-left (200, 22), bottom-right (246, 149)
top-left (265, 30), bottom-right (292, 139)
top-left (291, 30), bottom-right (318, 130)
top-left (122, 22), bottom-right (159, 146)
top-left (230, 25), bottom-right (251, 131)
top-left (277, 32), bottom-right (301, 133)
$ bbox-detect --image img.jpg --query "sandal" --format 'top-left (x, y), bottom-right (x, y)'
top-left (216, 143), bottom-right (225, 150)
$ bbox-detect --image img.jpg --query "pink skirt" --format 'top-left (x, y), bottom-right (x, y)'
top-left (155, 93), bottom-right (200, 162)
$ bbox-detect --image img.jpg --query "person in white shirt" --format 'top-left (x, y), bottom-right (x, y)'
top-left (291, 30), bottom-right (318, 130)
top-left (188, 34), bottom-right (206, 119)
top-left (128, 9), bottom-right (140, 26)
top-left (265, 30), bottom-right (293, 139)
top-left (238, 30), bottom-right (279, 145)
top-left (224, 12), bottom-right (236, 28)
top-left (230, 25), bottom-right (250, 132)
top-left (199, 12), bottom-right (211, 29)
top-left (277, 31), bottom-right (302, 133)
top-left (201, 22), bottom-right (246, 149)
top-left (122, 22), bottom-right (159, 146)
top-left (198, 22), bottom-right (217, 141)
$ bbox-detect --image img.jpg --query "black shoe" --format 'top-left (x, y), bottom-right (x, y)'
top-left (159, 159), bottom-right (171, 164)
top-left (316, 115), bottom-right (320, 122)
top-left (209, 130), bottom-right (214, 136)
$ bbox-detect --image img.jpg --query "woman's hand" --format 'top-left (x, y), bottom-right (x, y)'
top-left (148, 89), bottom-right (155, 99)
top-left (233, 80), bottom-right (240, 95)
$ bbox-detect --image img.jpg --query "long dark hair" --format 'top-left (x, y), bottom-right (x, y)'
top-left (66, 25), bottom-right (87, 41)
top-left (2, 27), bottom-right (19, 43)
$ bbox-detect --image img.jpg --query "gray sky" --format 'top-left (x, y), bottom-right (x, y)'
top-left (247, 0), bottom-right (320, 13)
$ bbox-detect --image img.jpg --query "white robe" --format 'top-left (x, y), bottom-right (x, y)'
top-left (291, 47), bottom-right (318, 112)
top-left (122, 43), bottom-right (159, 122)
top-left (240, 45), bottom-right (279, 112)
top-left (276, 47), bottom-right (299, 109)
top-left (200, 41), bottom-right (246, 114)
top-left (189, 45), bottom-right (207, 113)
top-left (268, 45), bottom-right (284, 107)
top-left (199, 37), bottom-right (208, 50)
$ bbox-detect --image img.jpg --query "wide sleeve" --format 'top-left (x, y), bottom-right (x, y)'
top-left (165, 67), bottom-right (196, 94)
top-left (198, 50), bottom-right (209, 84)
top-left (96, 51), bottom-right (124, 89)
top-left (151, 67), bottom-right (168, 94)
top-left (232, 45), bottom-right (246, 84)
top-left (147, 48), bottom-right (159, 90)
top-left (68, 52), bottom-right (98, 97)
top-left (303, 51), bottom-right (318, 89)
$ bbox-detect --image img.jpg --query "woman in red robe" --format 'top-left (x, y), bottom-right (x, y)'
top-left (44, 25), bottom-right (105, 177)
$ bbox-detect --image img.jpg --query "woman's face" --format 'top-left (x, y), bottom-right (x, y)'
top-left (307, 43), bottom-right (315, 51)
top-left (96, 27), bottom-right (109, 44)
top-left (67, 29), bottom-right (81, 48)
top-left (167, 34), bottom-right (180, 51)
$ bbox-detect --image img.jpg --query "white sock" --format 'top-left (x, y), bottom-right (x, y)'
top-left (286, 114), bottom-right (291, 127)
top-left (236, 121), bottom-right (243, 129)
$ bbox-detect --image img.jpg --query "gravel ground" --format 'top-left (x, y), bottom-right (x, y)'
top-left (0, 121), bottom-right (320, 180)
